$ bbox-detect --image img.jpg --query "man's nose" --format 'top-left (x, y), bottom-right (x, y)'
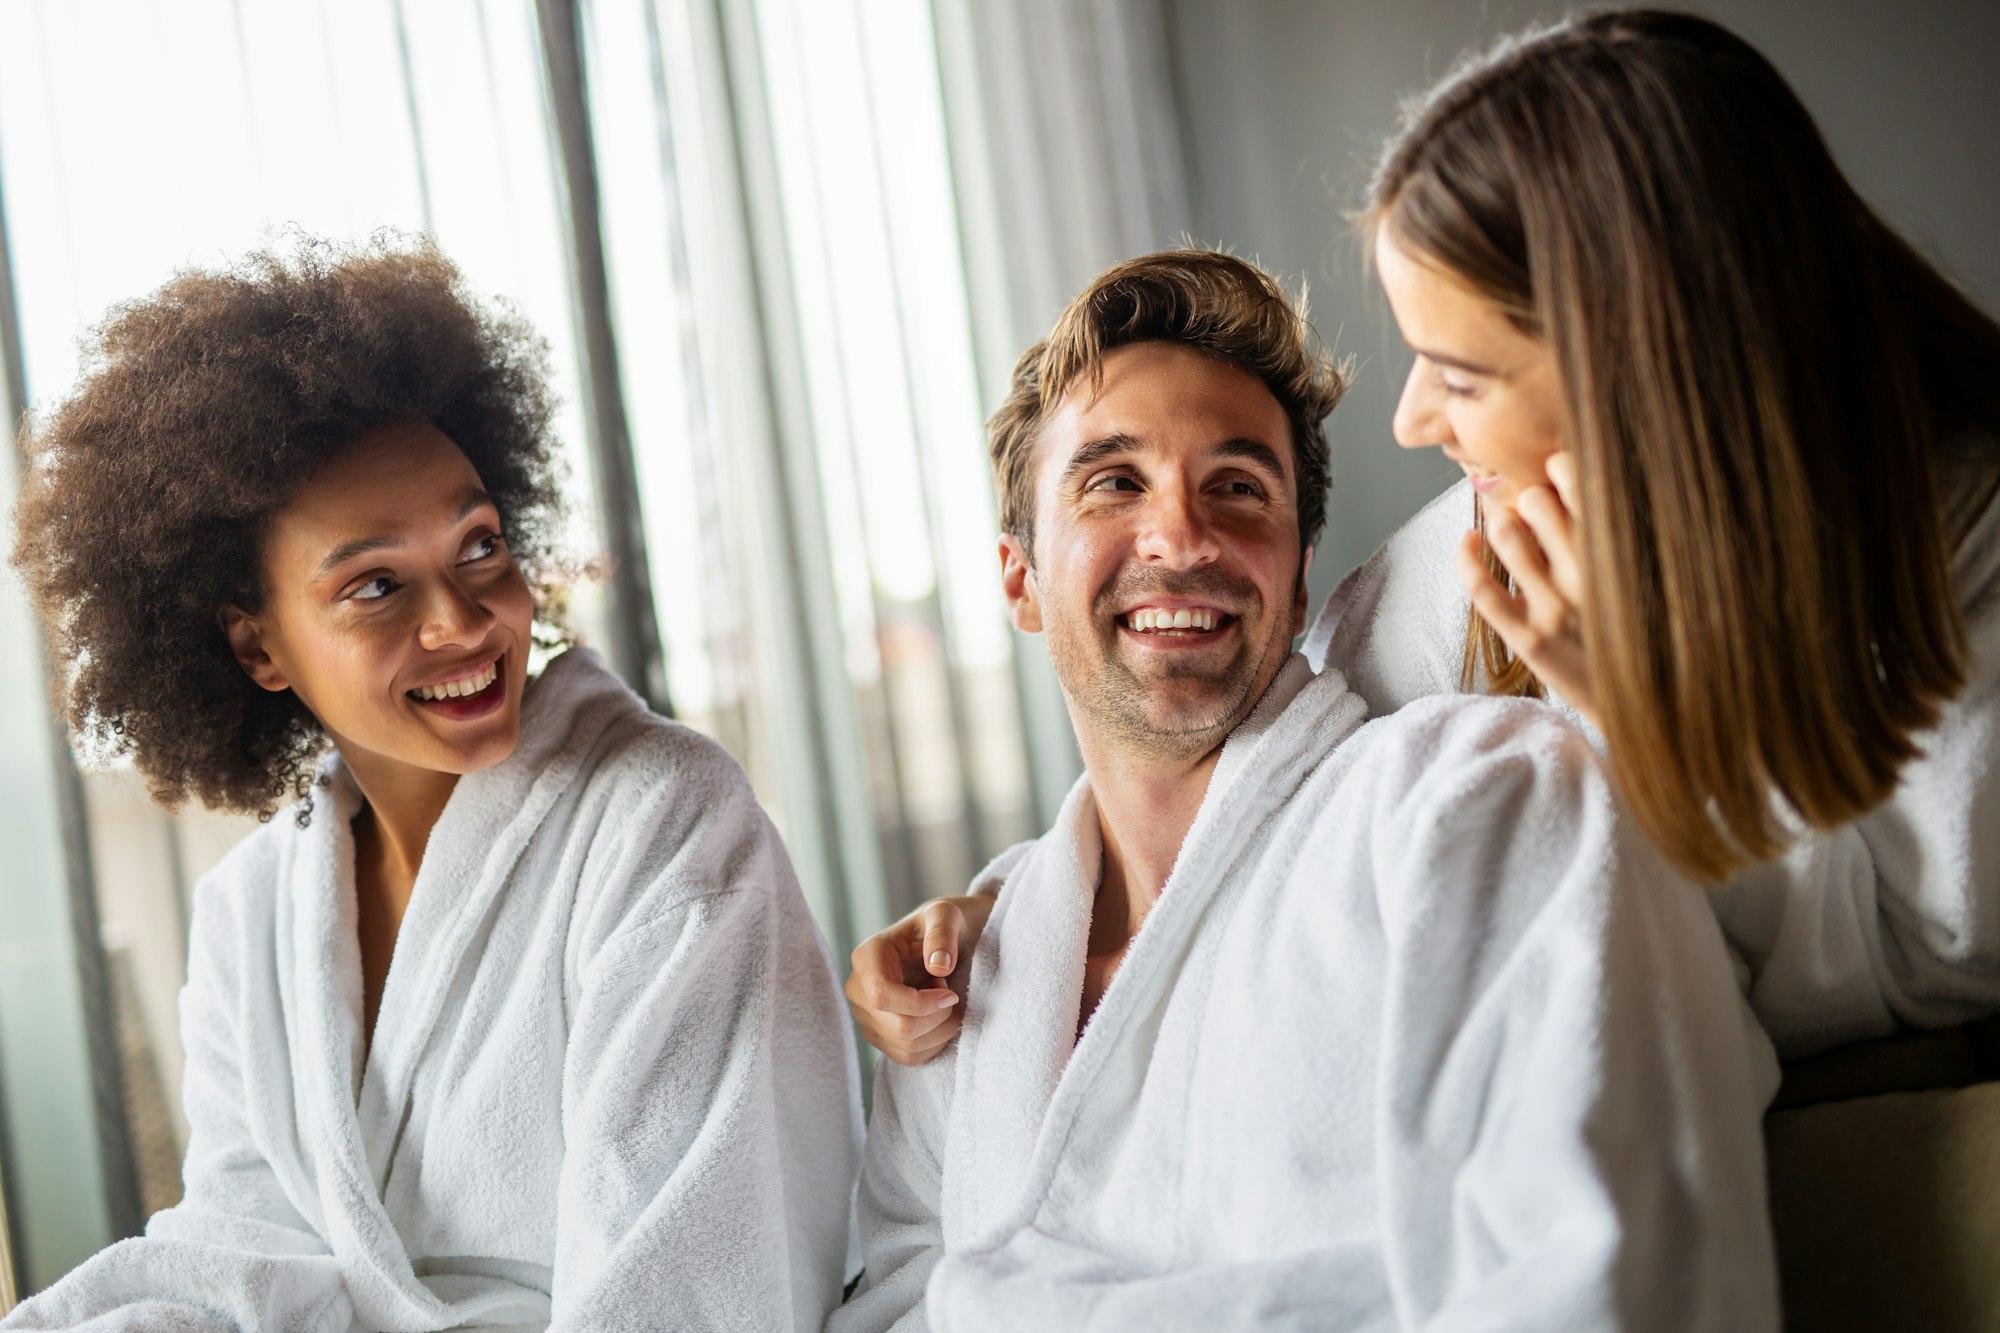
top-left (1392, 359), bottom-right (1451, 451)
top-left (1133, 488), bottom-right (1221, 570)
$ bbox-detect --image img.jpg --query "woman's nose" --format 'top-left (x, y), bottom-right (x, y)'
top-left (418, 577), bottom-right (495, 651)
top-left (1391, 359), bottom-right (1450, 451)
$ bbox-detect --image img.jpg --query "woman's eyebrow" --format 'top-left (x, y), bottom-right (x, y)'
top-left (315, 532), bottom-right (402, 580)
top-left (314, 488), bottom-right (495, 579)
top-left (1412, 345), bottom-right (1502, 376)
top-left (450, 486), bottom-right (496, 522)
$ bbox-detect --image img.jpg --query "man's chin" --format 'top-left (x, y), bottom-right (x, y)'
top-left (1113, 682), bottom-right (1251, 744)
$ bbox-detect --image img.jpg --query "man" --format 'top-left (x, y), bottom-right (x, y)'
top-left (831, 250), bottom-right (1779, 1331)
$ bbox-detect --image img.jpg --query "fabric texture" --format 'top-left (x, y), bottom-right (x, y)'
top-left (835, 655), bottom-right (1780, 1332)
top-left (1310, 475), bottom-right (2000, 1059)
top-left (4, 649), bottom-right (862, 1333)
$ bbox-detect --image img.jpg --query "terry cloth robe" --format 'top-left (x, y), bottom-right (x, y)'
top-left (834, 656), bottom-right (1780, 1333)
top-left (4, 648), bottom-right (861, 1333)
top-left (1306, 466), bottom-right (2000, 1059)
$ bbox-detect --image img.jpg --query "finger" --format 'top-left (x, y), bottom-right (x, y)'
top-left (844, 934), bottom-right (907, 1006)
top-left (1510, 485), bottom-right (1583, 606)
top-left (872, 1004), bottom-right (957, 1043)
top-left (1455, 530), bottom-right (1534, 644)
top-left (851, 993), bottom-right (962, 1060)
top-left (876, 1011), bottom-right (964, 1067)
top-left (1545, 451), bottom-right (1580, 512)
top-left (899, 1013), bottom-right (963, 1062)
top-left (1483, 504), bottom-right (1562, 612)
top-left (854, 1018), bottom-right (893, 1058)
top-left (850, 949), bottom-right (961, 1019)
top-left (848, 923), bottom-right (957, 1004)
top-left (919, 900), bottom-right (967, 977)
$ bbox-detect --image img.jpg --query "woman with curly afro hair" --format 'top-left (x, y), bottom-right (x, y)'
top-left (5, 238), bottom-right (859, 1331)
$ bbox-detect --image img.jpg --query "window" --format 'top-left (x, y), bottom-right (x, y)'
top-left (0, 0), bottom-right (1080, 1291)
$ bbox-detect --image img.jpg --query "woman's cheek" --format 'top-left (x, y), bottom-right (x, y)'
top-left (495, 565), bottom-right (536, 632)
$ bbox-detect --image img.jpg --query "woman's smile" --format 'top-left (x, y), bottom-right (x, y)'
top-left (405, 649), bottom-right (509, 721)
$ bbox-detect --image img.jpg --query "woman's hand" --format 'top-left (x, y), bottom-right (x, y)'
top-left (1454, 451), bottom-right (1599, 725)
top-left (846, 893), bottom-right (995, 1065)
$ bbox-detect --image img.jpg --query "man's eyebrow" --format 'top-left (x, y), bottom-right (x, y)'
top-left (314, 487), bottom-right (495, 580)
top-left (1214, 437), bottom-right (1289, 485)
top-left (1060, 433), bottom-right (1143, 486)
top-left (1411, 345), bottom-right (1502, 376)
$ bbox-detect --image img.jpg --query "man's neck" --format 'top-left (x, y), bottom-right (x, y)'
top-left (1079, 732), bottom-right (1225, 948)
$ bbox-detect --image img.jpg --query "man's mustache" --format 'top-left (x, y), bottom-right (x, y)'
top-left (1094, 566), bottom-right (1261, 619)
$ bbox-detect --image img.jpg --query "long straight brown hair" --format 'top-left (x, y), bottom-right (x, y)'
top-left (1369, 10), bottom-right (2000, 881)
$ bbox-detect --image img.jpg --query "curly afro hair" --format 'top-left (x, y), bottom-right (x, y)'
top-left (11, 236), bottom-right (567, 820)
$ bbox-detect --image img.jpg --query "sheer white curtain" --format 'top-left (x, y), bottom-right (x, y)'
top-left (0, 0), bottom-right (1197, 1297)
top-left (932, 0), bottom-right (1196, 813)
top-left (576, 0), bottom-right (1190, 943)
top-left (0, 0), bottom-right (605, 1289)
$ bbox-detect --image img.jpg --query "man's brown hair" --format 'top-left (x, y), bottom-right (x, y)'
top-left (987, 249), bottom-right (1349, 560)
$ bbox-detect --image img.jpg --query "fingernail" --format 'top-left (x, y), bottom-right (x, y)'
top-left (935, 992), bottom-right (959, 1009)
top-left (928, 950), bottom-right (952, 972)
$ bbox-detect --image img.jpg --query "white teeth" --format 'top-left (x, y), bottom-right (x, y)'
top-left (412, 660), bottom-right (498, 702)
top-left (1126, 608), bottom-right (1221, 633)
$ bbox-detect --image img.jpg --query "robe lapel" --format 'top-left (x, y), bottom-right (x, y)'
top-left (946, 783), bottom-right (1099, 1243)
top-left (955, 656), bottom-right (1368, 1242)
top-left (355, 648), bottom-right (638, 1185)
top-left (270, 648), bottom-right (641, 1328)
top-left (283, 764), bottom-right (445, 1326)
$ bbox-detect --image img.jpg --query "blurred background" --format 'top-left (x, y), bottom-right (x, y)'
top-left (0, 0), bottom-right (1993, 1302)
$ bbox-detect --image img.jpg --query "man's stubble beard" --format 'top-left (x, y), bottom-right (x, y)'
top-left (1040, 564), bottom-right (1298, 763)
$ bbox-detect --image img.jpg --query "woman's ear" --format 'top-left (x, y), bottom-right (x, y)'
top-left (219, 606), bottom-right (290, 692)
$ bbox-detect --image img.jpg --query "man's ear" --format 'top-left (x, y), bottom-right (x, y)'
top-left (219, 606), bottom-right (291, 692)
top-left (998, 533), bottom-right (1043, 634)
top-left (1291, 545), bottom-right (1315, 638)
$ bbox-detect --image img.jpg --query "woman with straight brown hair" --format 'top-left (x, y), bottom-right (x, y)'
top-left (848, 8), bottom-right (2000, 1069)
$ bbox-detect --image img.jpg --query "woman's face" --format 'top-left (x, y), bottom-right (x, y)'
top-left (224, 420), bottom-right (535, 786)
top-left (1374, 226), bottom-right (1567, 507)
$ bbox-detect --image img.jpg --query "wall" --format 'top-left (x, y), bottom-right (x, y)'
top-left (1162, 0), bottom-right (2000, 602)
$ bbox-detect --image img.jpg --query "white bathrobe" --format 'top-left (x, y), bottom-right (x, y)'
top-left (1307, 469), bottom-right (2000, 1058)
top-left (835, 657), bottom-right (1780, 1332)
top-left (4, 649), bottom-right (861, 1333)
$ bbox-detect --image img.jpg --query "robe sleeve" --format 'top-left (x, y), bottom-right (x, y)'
top-left (0, 879), bottom-right (353, 1333)
top-left (1368, 702), bottom-right (1782, 1332)
top-left (826, 1060), bottom-right (952, 1333)
top-left (546, 778), bottom-right (860, 1333)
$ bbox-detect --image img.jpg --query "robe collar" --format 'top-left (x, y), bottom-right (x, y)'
top-left (279, 648), bottom-right (643, 1325)
top-left (945, 651), bottom-right (1367, 1244)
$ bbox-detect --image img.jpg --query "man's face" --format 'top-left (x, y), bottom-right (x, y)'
top-left (1001, 341), bottom-right (1311, 761)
